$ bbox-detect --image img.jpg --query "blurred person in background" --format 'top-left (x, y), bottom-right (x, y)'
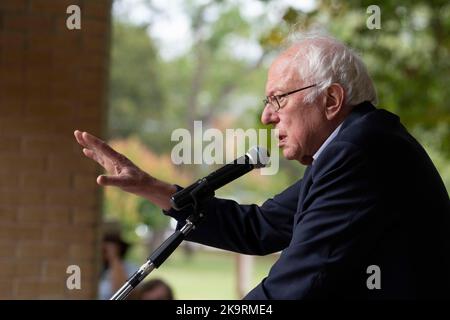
top-left (138, 279), bottom-right (174, 300)
top-left (98, 230), bottom-right (138, 300)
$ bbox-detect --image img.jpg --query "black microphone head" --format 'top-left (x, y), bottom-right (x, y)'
top-left (246, 146), bottom-right (270, 168)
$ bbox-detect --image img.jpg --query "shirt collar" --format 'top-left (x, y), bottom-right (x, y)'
top-left (312, 123), bottom-right (342, 164)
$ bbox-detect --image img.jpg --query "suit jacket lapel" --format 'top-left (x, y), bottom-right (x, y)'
top-left (293, 101), bottom-right (376, 227)
top-left (295, 165), bottom-right (314, 225)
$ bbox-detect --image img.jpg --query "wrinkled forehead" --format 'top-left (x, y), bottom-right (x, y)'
top-left (266, 45), bottom-right (306, 93)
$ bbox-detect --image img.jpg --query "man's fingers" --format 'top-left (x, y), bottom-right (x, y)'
top-left (74, 130), bottom-right (87, 148)
top-left (75, 130), bottom-right (133, 175)
top-left (75, 131), bottom-right (100, 164)
top-left (83, 148), bottom-right (100, 164)
top-left (97, 175), bottom-right (129, 187)
top-left (82, 131), bottom-right (121, 160)
top-left (81, 131), bottom-right (104, 148)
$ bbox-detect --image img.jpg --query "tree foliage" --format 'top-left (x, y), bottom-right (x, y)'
top-left (108, 21), bottom-right (166, 148)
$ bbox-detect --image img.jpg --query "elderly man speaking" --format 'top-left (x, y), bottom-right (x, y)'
top-left (74, 34), bottom-right (449, 299)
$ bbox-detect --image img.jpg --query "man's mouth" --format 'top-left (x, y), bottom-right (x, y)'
top-left (278, 134), bottom-right (287, 146)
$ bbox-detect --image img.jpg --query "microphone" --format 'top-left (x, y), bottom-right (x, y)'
top-left (170, 146), bottom-right (270, 211)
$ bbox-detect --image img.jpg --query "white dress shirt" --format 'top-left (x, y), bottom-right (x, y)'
top-left (312, 123), bottom-right (343, 165)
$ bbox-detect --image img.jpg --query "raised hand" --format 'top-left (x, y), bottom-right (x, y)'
top-left (74, 130), bottom-right (176, 210)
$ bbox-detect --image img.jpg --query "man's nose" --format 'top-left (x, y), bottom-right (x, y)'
top-left (261, 105), bottom-right (279, 125)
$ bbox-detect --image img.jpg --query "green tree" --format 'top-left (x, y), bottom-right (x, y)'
top-left (109, 20), bottom-right (167, 151)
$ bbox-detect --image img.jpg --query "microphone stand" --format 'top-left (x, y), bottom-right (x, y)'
top-left (110, 181), bottom-right (209, 300)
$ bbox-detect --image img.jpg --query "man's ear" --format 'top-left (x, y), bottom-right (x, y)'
top-left (325, 83), bottom-right (345, 120)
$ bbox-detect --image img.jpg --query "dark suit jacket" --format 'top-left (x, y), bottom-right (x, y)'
top-left (166, 101), bottom-right (450, 299)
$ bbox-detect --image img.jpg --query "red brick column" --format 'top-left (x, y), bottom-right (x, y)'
top-left (0, 0), bottom-right (111, 299)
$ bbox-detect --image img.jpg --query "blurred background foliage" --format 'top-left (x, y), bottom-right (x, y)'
top-left (104, 0), bottom-right (449, 298)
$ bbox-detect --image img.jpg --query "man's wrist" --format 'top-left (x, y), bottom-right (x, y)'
top-left (139, 177), bottom-right (177, 211)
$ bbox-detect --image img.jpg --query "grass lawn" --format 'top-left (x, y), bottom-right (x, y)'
top-left (135, 248), bottom-right (278, 300)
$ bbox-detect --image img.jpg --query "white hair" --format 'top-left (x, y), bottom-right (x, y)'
top-left (287, 32), bottom-right (378, 107)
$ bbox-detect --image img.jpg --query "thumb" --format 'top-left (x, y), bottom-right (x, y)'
top-left (97, 175), bottom-right (129, 187)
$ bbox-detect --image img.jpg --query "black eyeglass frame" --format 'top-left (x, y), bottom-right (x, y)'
top-left (263, 83), bottom-right (317, 112)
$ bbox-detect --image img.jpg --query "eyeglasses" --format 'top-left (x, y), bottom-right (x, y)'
top-left (263, 84), bottom-right (317, 112)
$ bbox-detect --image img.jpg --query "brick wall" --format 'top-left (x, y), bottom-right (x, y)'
top-left (0, 0), bottom-right (111, 299)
